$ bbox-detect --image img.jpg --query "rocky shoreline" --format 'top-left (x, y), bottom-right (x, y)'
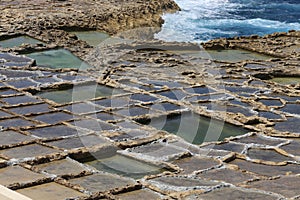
top-left (0, 0), bottom-right (300, 199)
top-left (0, 0), bottom-right (179, 58)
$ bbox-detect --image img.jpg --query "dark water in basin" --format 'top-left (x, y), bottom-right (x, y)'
top-left (143, 112), bottom-right (249, 144)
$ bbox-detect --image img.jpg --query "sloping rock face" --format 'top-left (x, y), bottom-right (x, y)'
top-left (203, 31), bottom-right (300, 58)
top-left (0, 0), bottom-right (179, 34)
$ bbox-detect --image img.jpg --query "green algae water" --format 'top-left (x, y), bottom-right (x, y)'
top-left (202, 49), bottom-right (273, 62)
top-left (86, 154), bottom-right (164, 179)
top-left (0, 36), bottom-right (45, 48)
top-left (26, 49), bottom-right (90, 69)
top-left (271, 77), bottom-right (300, 85)
top-left (70, 31), bottom-right (109, 46)
top-left (146, 112), bottom-right (249, 144)
top-left (172, 49), bottom-right (273, 62)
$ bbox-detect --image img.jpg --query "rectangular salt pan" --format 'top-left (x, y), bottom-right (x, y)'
top-left (143, 112), bottom-right (249, 144)
top-left (35, 84), bottom-right (122, 104)
top-left (70, 31), bottom-right (109, 46)
top-left (0, 36), bottom-right (45, 48)
top-left (26, 49), bottom-right (91, 69)
top-left (270, 77), bottom-right (300, 85)
top-left (179, 49), bottom-right (273, 62)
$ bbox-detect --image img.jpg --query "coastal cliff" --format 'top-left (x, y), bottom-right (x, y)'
top-left (0, 0), bottom-right (180, 34)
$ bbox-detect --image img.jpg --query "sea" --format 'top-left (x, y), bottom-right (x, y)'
top-left (156, 0), bottom-right (300, 42)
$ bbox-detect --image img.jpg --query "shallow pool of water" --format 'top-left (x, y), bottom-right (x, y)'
top-left (36, 84), bottom-right (122, 104)
top-left (70, 31), bottom-right (109, 46)
top-left (204, 49), bottom-right (273, 62)
top-left (171, 49), bottom-right (273, 62)
top-left (0, 36), bottom-right (45, 48)
top-left (86, 154), bottom-right (165, 179)
top-left (26, 49), bottom-right (90, 69)
top-left (271, 77), bottom-right (300, 85)
top-left (143, 112), bottom-right (249, 144)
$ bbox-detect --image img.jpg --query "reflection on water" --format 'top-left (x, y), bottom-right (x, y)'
top-left (144, 112), bottom-right (249, 144)
top-left (86, 154), bottom-right (165, 179)
top-left (70, 31), bottom-right (109, 46)
top-left (26, 49), bottom-right (90, 69)
top-left (0, 36), bottom-right (45, 48)
top-left (36, 84), bottom-right (122, 104)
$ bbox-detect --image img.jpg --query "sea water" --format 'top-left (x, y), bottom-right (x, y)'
top-left (156, 0), bottom-right (300, 42)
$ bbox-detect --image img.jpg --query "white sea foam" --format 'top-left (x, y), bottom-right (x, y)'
top-left (156, 0), bottom-right (300, 42)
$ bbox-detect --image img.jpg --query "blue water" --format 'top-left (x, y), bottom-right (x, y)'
top-left (156, 0), bottom-right (300, 42)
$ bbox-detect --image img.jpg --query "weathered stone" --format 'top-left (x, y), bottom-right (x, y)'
top-left (47, 135), bottom-right (109, 150)
top-left (122, 141), bottom-right (191, 162)
top-left (232, 134), bottom-right (286, 146)
top-left (7, 103), bottom-right (52, 116)
top-left (184, 187), bottom-right (278, 200)
top-left (0, 117), bottom-right (36, 129)
top-left (115, 188), bottom-right (163, 200)
top-left (0, 144), bottom-right (60, 159)
top-left (281, 140), bottom-right (300, 157)
top-left (0, 131), bottom-right (34, 147)
top-left (247, 175), bottom-right (300, 198)
top-left (1, 95), bottom-right (41, 105)
top-left (274, 117), bottom-right (300, 134)
top-left (0, 165), bottom-right (47, 187)
top-left (246, 148), bottom-right (294, 163)
top-left (17, 182), bottom-right (86, 200)
top-left (31, 112), bottom-right (74, 124)
top-left (230, 158), bottom-right (300, 177)
top-left (147, 175), bottom-right (221, 193)
top-left (196, 168), bottom-right (257, 185)
top-left (68, 173), bottom-right (136, 193)
top-left (172, 156), bottom-right (221, 174)
top-left (35, 158), bottom-right (88, 177)
top-left (27, 124), bottom-right (80, 139)
top-left (203, 142), bottom-right (245, 153)
top-left (69, 119), bottom-right (118, 132)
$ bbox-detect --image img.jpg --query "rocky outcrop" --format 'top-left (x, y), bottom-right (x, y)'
top-left (202, 30), bottom-right (300, 59)
top-left (0, 0), bottom-right (179, 34)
